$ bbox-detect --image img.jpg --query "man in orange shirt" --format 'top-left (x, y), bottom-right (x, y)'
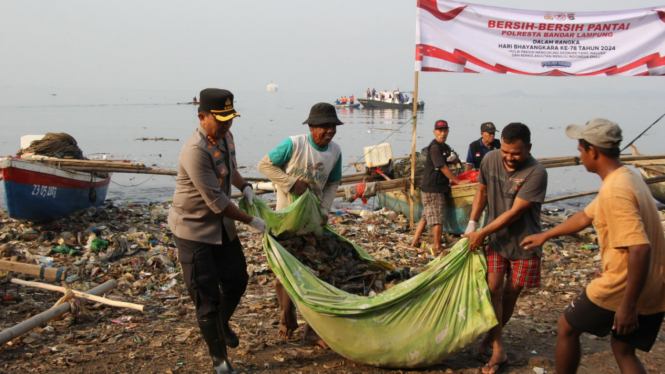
top-left (522, 118), bottom-right (665, 374)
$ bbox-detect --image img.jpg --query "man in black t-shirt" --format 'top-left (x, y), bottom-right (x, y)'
top-left (411, 120), bottom-right (470, 253)
top-left (462, 122), bottom-right (547, 374)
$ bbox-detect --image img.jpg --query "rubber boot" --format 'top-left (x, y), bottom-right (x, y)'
top-left (197, 318), bottom-right (237, 374)
top-left (218, 298), bottom-right (240, 348)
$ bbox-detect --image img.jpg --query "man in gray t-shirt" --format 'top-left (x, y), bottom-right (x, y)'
top-left (462, 122), bottom-right (547, 374)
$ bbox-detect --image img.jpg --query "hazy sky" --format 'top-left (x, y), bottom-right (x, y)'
top-left (1, 0), bottom-right (664, 97)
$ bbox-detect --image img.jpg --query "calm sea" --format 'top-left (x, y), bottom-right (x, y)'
top-left (1, 86), bottom-right (663, 211)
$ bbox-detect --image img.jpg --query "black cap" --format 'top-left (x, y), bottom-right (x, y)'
top-left (434, 119), bottom-right (449, 129)
top-left (302, 103), bottom-right (344, 126)
top-left (199, 88), bottom-right (240, 121)
top-left (480, 122), bottom-right (498, 133)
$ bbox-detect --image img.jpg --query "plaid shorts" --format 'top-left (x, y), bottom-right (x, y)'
top-left (484, 245), bottom-right (541, 288)
top-left (420, 191), bottom-right (445, 226)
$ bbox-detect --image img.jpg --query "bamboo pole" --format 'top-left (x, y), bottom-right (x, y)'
top-left (0, 260), bottom-right (67, 282)
top-left (11, 279), bottom-right (144, 312)
top-left (410, 71), bottom-right (419, 230)
top-left (544, 175), bottom-right (665, 204)
top-left (0, 280), bottom-right (117, 345)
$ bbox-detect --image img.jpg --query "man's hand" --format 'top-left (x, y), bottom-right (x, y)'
top-left (291, 180), bottom-right (310, 195)
top-left (462, 230), bottom-right (486, 252)
top-left (321, 215), bottom-right (329, 226)
top-left (614, 303), bottom-right (639, 336)
top-left (520, 233), bottom-right (547, 250)
top-left (242, 185), bottom-right (257, 206)
top-left (247, 217), bottom-right (266, 233)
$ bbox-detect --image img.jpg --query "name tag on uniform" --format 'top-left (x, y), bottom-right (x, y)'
top-left (216, 159), bottom-right (223, 165)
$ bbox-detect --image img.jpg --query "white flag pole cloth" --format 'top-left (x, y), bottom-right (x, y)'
top-left (415, 0), bottom-right (665, 76)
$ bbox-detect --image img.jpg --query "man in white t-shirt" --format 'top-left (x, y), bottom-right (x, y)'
top-left (258, 102), bottom-right (343, 348)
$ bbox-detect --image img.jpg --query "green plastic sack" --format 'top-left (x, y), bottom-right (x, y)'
top-left (241, 190), bottom-right (497, 368)
top-left (52, 245), bottom-right (79, 256)
top-left (90, 238), bottom-right (109, 251)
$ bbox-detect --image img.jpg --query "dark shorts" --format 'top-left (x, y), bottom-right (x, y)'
top-left (564, 289), bottom-right (665, 352)
top-left (174, 228), bottom-right (248, 320)
top-left (420, 191), bottom-right (445, 226)
top-left (484, 245), bottom-right (541, 288)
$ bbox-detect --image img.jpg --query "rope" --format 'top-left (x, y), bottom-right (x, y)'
top-left (19, 133), bottom-right (83, 159)
top-left (110, 175), bottom-right (155, 187)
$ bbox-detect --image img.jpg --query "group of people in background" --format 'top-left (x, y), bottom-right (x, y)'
top-left (168, 88), bottom-right (664, 374)
top-left (334, 95), bottom-right (354, 105)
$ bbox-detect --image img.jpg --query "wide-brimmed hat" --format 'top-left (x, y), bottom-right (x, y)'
top-left (434, 119), bottom-right (449, 129)
top-left (481, 122), bottom-right (499, 133)
top-left (199, 88), bottom-right (240, 121)
top-left (566, 118), bottom-right (622, 149)
top-left (302, 103), bottom-right (344, 126)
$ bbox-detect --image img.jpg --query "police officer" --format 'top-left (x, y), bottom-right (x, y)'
top-left (465, 122), bottom-right (501, 172)
top-left (168, 88), bottom-right (266, 374)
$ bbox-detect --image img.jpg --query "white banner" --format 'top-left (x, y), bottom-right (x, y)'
top-left (416, 0), bottom-right (665, 76)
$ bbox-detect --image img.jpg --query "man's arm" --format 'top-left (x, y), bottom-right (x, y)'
top-left (521, 210), bottom-right (593, 250)
top-left (465, 145), bottom-right (474, 172)
top-left (614, 244), bottom-right (651, 335)
top-left (463, 196), bottom-right (533, 250)
top-left (257, 154), bottom-right (303, 193)
top-left (440, 165), bottom-right (469, 185)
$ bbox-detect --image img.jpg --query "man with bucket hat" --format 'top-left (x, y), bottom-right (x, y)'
top-left (258, 102), bottom-right (343, 347)
top-left (169, 88), bottom-right (266, 373)
top-left (465, 122), bottom-right (501, 172)
top-left (522, 118), bottom-right (665, 374)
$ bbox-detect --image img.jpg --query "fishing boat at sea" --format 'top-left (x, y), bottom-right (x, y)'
top-left (333, 103), bottom-right (360, 109)
top-left (1, 157), bottom-right (111, 222)
top-left (358, 90), bottom-right (424, 110)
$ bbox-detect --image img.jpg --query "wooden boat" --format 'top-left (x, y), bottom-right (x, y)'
top-left (0, 157), bottom-right (111, 221)
top-left (630, 146), bottom-right (665, 204)
top-left (377, 183), bottom-right (481, 235)
top-left (358, 91), bottom-right (424, 110)
top-left (177, 101), bottom-right (199, 105)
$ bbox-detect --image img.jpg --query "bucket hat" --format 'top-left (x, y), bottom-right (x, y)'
top-left (303, 103), bottom-right (344, 126)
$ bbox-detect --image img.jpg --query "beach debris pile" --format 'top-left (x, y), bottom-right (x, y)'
top-left (0, 202), bottom-right (664, 373)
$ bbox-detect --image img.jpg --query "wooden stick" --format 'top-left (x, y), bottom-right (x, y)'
top-left (0, 280), bottom-right (117, 345)
top-left (544, 175), bottom-right (665, 203)
top-left (0, 260), bottom-right (67, 282)
top-left (11, 279), bottom-right (144, 312)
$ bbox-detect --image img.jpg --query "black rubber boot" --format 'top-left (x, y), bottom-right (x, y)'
top-left (197, 318), bottom-right (237, 374)
top-left (218, 298), bottom-right (240, 348)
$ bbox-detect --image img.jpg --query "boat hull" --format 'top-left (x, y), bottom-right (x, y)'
top-left (333, 103), bottom-right (360, 109)
top-left (378, 183), bottom-right (479, 235)
top-left (1, 158), bottom-right (111, 221)
top-left (358, 99), bottom-right (424, 110)
top-left (636, 165), bottom-right (665, 204)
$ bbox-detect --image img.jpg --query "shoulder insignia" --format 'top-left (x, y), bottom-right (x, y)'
top-left (206, 135), bottom-right (218, 146)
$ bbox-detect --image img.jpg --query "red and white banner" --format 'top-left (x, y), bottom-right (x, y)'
top-left (416, 0), bottom-right (665, 76)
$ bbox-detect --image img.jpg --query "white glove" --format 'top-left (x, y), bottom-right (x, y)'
top-left (446, 152), bottom-right (458, 163)
top-left (464, 220), bottom-right (478, 235)
top-left (242, 185), bottom-right (257, 206)
top-left (247, 217), bottom-right (266, 233)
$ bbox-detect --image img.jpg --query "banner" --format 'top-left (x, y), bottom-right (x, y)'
top-left (416, 0), bottom-right (665, 76)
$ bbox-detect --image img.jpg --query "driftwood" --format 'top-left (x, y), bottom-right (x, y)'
top-left (0, 260), bottom-right (67, 282)
top-left (11, 279), bottom-right (144, 312)
top-left (19, 158), bottom-right (177, 176)
top-left (134, 137), bottom-right (179, 142)
top-left (0, 280), bottom-right (117, 345)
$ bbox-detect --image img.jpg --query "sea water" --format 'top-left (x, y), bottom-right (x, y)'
top-left (1, 86), bottom-right (663, 210)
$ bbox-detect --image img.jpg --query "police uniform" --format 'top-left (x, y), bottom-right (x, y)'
top-left (168, 88), bottom-right (255, 374)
